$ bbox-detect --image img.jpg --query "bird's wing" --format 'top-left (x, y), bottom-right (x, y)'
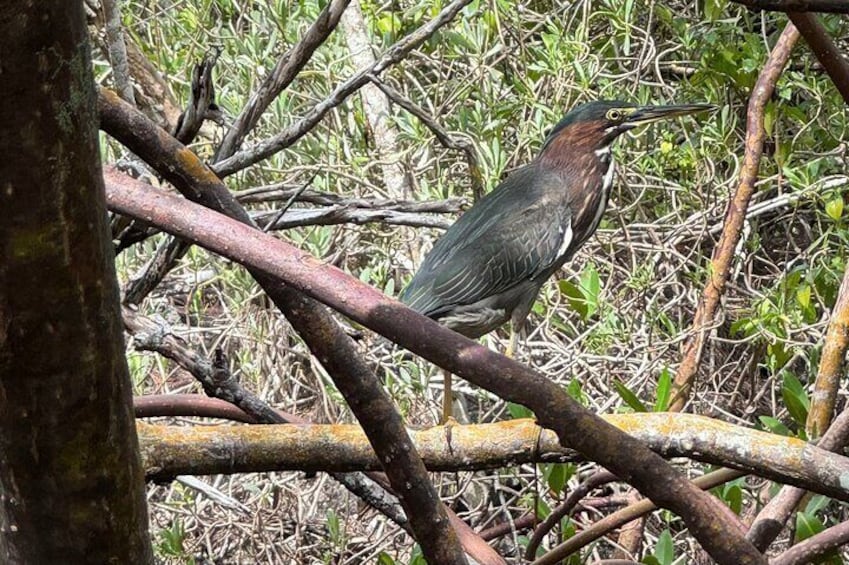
top-left (401, 166), bottom-right (572, 317)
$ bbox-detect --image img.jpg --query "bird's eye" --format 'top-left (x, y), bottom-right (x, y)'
top-left (606, 109), bottom-right (623, 121)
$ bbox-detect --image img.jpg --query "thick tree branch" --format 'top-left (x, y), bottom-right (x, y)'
top-left (787, 12), bottom-right (849, 105)
top-left (671, 22), bottom-right (800, 410)
top-left (105, 170), bottom-right (766, 564)
top-left (135, 413), bottom-right (849, 500)
top-left (731, 0), bottom-right (849, 13)
top-left (211, 0), bottom-right (475, 177)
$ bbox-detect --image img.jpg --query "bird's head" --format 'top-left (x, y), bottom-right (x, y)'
top-left (540, 100), bottom-right (715, 158)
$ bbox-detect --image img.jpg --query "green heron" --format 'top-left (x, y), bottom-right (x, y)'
top-left (400, 100), bottom-right (714, 422)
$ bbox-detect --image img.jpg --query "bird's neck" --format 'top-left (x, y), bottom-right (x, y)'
top-left (537, 140), bottom-right (616, 245)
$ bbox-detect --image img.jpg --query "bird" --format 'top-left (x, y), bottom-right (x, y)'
top-left (399, 100), bottom-right (715, 423)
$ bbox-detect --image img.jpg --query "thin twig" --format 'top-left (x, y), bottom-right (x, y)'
top-left (368, 74), bottom-right (485, 201)
top-left (532, 468), bottom-right (746, 565)
top-left (525, 471), bottom-right (618, 559)
top-left (212, 0), bottom-right (475, 177)
top-left (252, 206), bottom-right (453, 230)
top-left (670, 22), bottom-right (800, 411)
top-left (214, 0), bottom-right (352, 161)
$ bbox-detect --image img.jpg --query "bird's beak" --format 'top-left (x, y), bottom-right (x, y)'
top-left (624, 103), bottom-right (717, 127)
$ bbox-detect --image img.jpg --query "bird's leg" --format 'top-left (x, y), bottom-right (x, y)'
top-left (442, 369), bottom-right (455, 425)
top-left (505, 317), bottom-right (526, 359)
top-left (505, 327), bottom-right (519, 359)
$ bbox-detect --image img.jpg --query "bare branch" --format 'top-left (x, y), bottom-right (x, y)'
top-left (104, 169), bottom-right (767, 564)
top-left (771, 519), bottom-right (849, 565)
top-left (214, 0), bottom-right (352, 161)
top-left (253, 206), bottom-right (453, 230)
top-left (369, 74), bottom-right (485, 201)
top-left (134, 411), bottom-right (849, 500)
top-left (731, 0), bottom-right (849, 13)
top-left (134, 394), bottom-right (257, 423)
top-left (100, 0), bottom-right (135, 104)
top-left (671, 23), bottom-right (800, 411)
top-left (788, 12), bottom-right (849, 105)
top-left (212, 0), bottom-right (475, 178)
top-left (173, 48), bottom-right (222, 144)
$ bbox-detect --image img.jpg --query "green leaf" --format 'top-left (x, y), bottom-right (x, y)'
top-left (580, 264), bottom-right (601, 318)
top-left (614, 379), bottom-right (648, 412)
top-left (826, 197), bottom-right (844, 221)
top-left (567, 378), bottom-right (587, 405)
top-left (377, 552), bottom-right (396, 565)
top-left (544, 464), bottom-right (570, 495)
top-left (559, 279), bottom-right (588, 320)
top-left (781, 372), bottom-right (810, 427)
top-left (654, 368), bottom-right (672, 412)
top-left (654, 529), bottom-right (675, 565)
top-left (796, 284), bottom-right (811, 310)
top-left (795, 511), bottom-right (825, 542)
top-left (724, 484), bottom-right (743, 514)
top-left (759, 415), bottom-right (791, 436)
top-left (507, 402), bottom-right (534, 419)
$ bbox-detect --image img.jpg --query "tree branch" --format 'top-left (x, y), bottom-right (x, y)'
top-left (731, 0), bottom-right (849, 13)
top-left (135, 412), bottom-right (849, 499)
top-left (670, 22), bottom-right (800, 411)
top-left (211, 0), bottom-right (475, 177)
top-left (787, 12), bottom-right (849, 105)
top-left (806, 266), bottom-right (849, 439)
top-left (214, 0), bottom-right (352, 161)
top-left (105, 169), bottom-right (766, 564)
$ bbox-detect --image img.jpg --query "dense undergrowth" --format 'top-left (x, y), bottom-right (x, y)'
top-left (104, 0), bottom-right (849, 562)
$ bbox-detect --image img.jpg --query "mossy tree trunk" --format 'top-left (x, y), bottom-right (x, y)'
top-left (0, 2), bottom-right (153, 563)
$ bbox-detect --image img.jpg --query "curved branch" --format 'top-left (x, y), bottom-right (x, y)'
top-left (671, 22), bottom-right (800, 410)
top-left (104, 169), bottom-right (764, 563)
top-left (532, 469), bottom-right (746, 565)
top-left (771, 519), bottom-right (849, 565)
